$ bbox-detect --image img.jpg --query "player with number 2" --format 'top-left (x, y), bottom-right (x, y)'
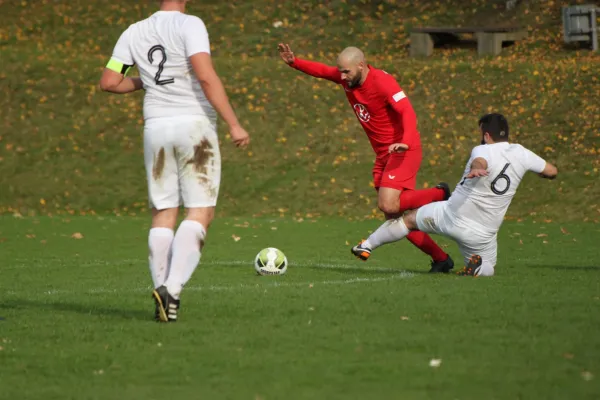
top-left (99, 0), bottom-right (249, 322)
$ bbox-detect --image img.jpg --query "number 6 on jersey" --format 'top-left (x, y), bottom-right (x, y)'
top-left (491, 163), bottom-right (511, 195)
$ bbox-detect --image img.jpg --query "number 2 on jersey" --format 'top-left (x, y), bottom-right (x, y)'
top-left (491, 163), bottom-right (511, 195)
top-left (148, 45), bottom-right (174, 85)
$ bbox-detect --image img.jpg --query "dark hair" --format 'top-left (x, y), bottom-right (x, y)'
top-left (479, 113), bottom-right (509, 142)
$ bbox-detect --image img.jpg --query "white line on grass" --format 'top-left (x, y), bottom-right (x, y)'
top-left (5, 260), bottom-right (413, 296)
top-left (25, 272), bottom-right (413, 297)
top-left (7, 259), bottom-right (402, 273)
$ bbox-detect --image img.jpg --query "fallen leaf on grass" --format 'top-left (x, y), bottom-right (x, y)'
top-left (429, 359), bottom-right (442, 368)
top-left (536, 233), bottom-right (548, 237)
top-left (560, 227), bottom-right (570, 235)
top-left (231, 234), bottom-right (241, 242)
top-left (581, 371), bottom-right (594, 381)
top-left (401, 316), bottom-right (410, 321)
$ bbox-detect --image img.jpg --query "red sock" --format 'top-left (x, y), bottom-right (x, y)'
top-left (399, 188), bottom-right (445, 210)
top-left (406, 231), bottom-right (448, 262)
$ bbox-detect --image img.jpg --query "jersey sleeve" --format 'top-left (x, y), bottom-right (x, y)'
top-left (521, 147), bottom-right (547, 173)
top-left (289, 58), bottom-right (343, 84)
top-left (111, 27), bottom-right (134, 67)
top-left (182, 16), bottom-right (211, 57)
top-left (470, 145), bottom-right (491, 165)
top-left (384, 75), bottom-right (419, 148)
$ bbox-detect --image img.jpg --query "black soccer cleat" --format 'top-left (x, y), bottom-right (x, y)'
top-left (456, 255), bottom-right (483, 277)
top-left (351, 240), bottom-right (372, 261)
top-left (436, 182), bottom-right (451, 201)
top-left (429, 255), bottom-right (454, 273)
top-left (152, 285), bottom-right (180, 322)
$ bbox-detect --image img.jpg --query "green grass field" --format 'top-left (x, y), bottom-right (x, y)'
top-left (1, 216), bottom-right (599, 399)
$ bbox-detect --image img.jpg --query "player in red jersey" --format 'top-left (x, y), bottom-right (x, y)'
top-left (278, 44), bottom-right (454, 273)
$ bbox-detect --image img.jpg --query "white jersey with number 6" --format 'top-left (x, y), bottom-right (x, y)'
top-left (110, 11), bottom-right (215, 120)
top-left (447, 142), bottom-right (547, 235)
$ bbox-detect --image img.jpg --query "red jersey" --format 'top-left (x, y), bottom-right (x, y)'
top-left (290, 58), bottom-right (421, 159)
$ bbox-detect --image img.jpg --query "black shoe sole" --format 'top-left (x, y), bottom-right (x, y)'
top-left (152, 289), bottom-right (169, 322)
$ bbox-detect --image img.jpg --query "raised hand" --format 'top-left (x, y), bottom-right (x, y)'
top-left (278, 43), bottom-right (295, 64)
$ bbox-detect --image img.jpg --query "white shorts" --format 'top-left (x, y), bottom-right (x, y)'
top-left (416, 202), bottom-right (497, 276)
top-left (143, 115), bottom-right (221, 210)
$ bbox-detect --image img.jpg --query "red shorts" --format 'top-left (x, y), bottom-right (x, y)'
top-left (373, 147), bottom-right (422, 191)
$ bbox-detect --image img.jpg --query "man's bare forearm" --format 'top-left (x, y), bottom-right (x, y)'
top-left (199, 75), bottom-right (240, 128)
top-left (470, 158), bottom-right (487, 171)
top-left (102, 77), bottom-right (143, 94)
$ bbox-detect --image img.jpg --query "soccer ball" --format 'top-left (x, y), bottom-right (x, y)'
top-left (254, 247), bottom-right (288, 276)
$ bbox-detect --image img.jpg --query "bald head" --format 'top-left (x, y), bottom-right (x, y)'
top-left (337, 47), bottom-right (365, 66)
top-left (336, 47), bottom-right (368, 88)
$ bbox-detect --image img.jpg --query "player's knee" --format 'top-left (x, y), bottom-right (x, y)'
top-left (152, 207), bottom-right (179, 230)
top-left (185, 207), bottom-right (215, 229)
top-left (378, 197), bottom-right (400, 215)
top-left (402, 210), bottom-right (418, 230)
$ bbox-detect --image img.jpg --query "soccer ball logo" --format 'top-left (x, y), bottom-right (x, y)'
top-left (254, 247), bottom-right (288, 276)
top-left (353, 103), bottom-right (370, 122)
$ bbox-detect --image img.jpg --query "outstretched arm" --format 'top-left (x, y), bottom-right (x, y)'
top-left (522, 147), bottom-right (558, 180)
top-left (538, 162), bottom-right (558, 180)
top-left (278, 43), bottom-right (343, 83)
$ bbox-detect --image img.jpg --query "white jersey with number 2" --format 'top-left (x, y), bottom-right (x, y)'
top-left (447, 142), bottom-right (547, 235)
top-left (110, 11), bottom-right (215, 120)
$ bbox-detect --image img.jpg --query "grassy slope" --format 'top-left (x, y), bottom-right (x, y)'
top-left (0, 0), bottom-right (598, 221)
top-left (0, 216), bottom-right (599, 399)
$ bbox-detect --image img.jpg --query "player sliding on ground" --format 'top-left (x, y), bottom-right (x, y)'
top-left (357, 113), bottom-right (558, 276)
top-left (278, 43), bottom-right (454, 273)
top-left (99, 0), bottom-right (250, 322)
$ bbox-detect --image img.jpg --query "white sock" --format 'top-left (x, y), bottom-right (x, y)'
top-left (164, 220), bottom-right (206, 299)
top-left (363, 217), bottom-right (410, 250)
top-left (148, 228), bottom-right (174, 289)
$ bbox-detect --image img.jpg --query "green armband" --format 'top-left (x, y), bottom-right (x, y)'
top-left (106, 58), bottom-right (133, 76)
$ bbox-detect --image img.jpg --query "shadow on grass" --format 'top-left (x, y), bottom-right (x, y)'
top-left (303, 265), bottom-right (432, 275)
top-left (526, 264), bottom-right (600, 271)
top-left (1, 299), bottom-right (152, 322)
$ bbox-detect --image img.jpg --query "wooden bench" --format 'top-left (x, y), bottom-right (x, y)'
top-left (410, 26), bottom-right (528, 57)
